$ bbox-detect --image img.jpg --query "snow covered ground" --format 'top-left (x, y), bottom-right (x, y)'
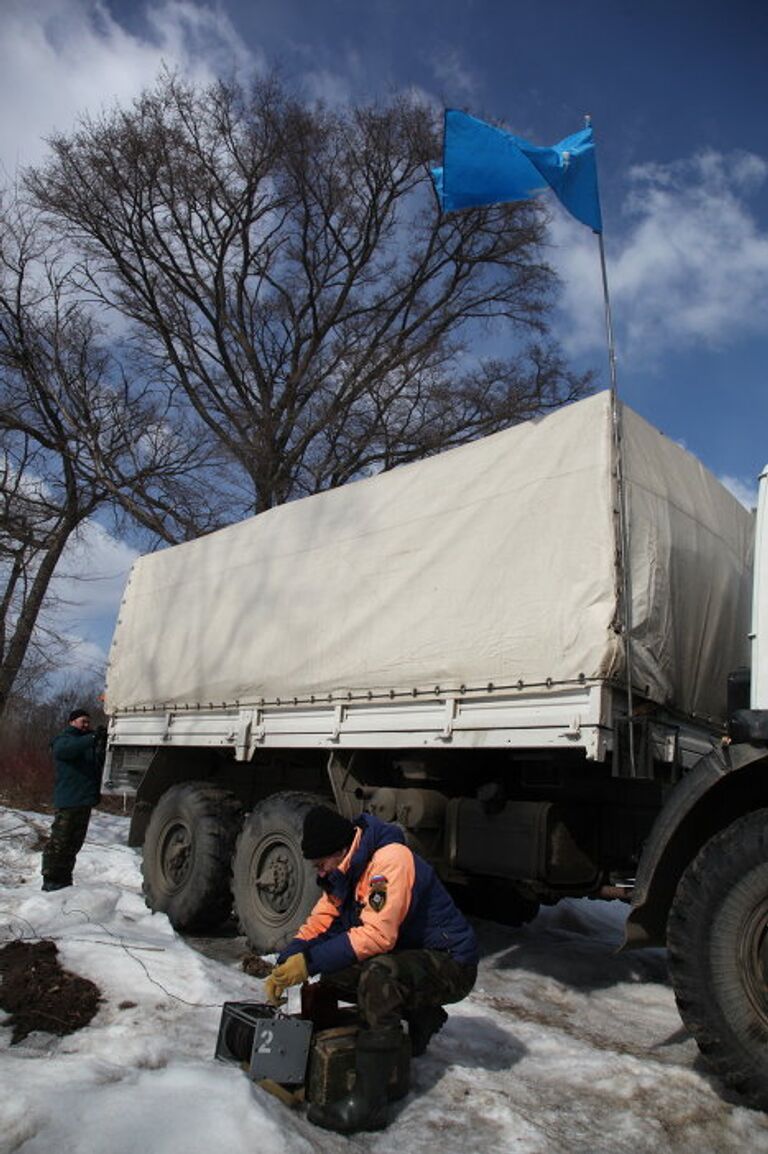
top-left (2, 806), bottom-right (768, 1154)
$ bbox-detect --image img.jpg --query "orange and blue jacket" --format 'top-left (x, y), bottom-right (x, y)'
top-left (277, 813), bottom-right (478, 975)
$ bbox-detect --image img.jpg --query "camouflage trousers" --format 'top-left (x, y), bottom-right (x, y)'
top-left (320, 949), bottom-right (477, 1032)
top-left (41, 806), bottom-right (92, 885)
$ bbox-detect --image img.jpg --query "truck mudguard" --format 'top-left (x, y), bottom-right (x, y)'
top-left (625, 740), bottom-right (768, 948)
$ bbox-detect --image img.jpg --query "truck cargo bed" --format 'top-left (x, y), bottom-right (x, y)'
top-left (105, 392), bottom-right (752, 727)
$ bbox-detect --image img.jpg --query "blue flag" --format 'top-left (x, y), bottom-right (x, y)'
top-left (432, 110), bottom-right (603, 233)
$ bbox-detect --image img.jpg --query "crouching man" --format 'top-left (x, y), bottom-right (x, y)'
top-left (265, 804), bottom-right (478, 1134)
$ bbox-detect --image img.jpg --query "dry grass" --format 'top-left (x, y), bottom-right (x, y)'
top-left (0, 748), bottom-right (55, 811)
top-left (0, 743), bottom-right (132, 816)
top-left (0, 685), bottom-right (113, 814)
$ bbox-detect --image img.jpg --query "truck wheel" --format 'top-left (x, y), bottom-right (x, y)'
top-left (667, 808), bottom-right (768, 1109)
top-left (141, 783), bottom-right (243, 932)
top-left (232, 792), bottom-right (325, 953)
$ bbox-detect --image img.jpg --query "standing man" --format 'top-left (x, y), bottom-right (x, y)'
top-left (41, 709), bottom-right (103, 892)
top-left (265, 804), bottom-right (479, 1134)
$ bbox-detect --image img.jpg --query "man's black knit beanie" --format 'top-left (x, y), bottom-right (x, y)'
top-left (301, 805), bottom-right (355, 859)
top-left (68, 708), bottom-right (90, 723)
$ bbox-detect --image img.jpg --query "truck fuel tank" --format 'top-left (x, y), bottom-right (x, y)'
top-left (447, 798), bottom-right (598, 887)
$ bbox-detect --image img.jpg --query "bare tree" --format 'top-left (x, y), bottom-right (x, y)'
top-left (0, 197), bottom-right (213, 716)
top-left (28, 74), bottom-right (592, 514)
top-left (0, 430), bottom-right (78, 693)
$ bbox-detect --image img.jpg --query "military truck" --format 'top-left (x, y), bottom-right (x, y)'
top-left (103, 391), bottom-right (768, 1106)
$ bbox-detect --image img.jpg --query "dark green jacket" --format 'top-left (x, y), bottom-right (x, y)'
top-left (50, 727), bottom-right (101, 809)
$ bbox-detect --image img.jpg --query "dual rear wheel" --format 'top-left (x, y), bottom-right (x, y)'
top-left (141, 785), bottom-right (322, 951)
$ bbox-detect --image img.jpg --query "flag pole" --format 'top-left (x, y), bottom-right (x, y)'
top-left (597, 231), bottom-right (618, 396)
top-left (591, 125), bottom-right (637, 777)
top-left (434, 107), bottom-right (638, 774)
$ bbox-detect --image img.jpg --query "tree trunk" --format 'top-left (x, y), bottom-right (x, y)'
top-left (0, 520), bottom-right (79, 718)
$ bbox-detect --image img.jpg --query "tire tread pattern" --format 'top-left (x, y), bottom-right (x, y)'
top-left (141, 782), bottom-right (243, 932)
top-left (667, 808), bottom-right (768, 1109)
top-left (232, 790), bottom-right (328, 953)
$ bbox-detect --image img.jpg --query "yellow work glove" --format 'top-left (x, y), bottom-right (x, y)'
top-left (264, 953), bottom-right (309, 1006)
top-left (264, 973), bottom-right (286, 1006)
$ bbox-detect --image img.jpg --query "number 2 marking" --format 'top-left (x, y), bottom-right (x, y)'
top-left (257, 1028), bottom-right (274, 1053)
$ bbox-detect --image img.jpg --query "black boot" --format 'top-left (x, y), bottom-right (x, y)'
top-left (406, 1005), bottom-right (447, 1057)
top-left (307, 1026), bottom-right (404, 1134)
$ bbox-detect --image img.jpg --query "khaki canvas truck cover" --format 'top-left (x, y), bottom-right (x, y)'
top-left (105, 392), bottom-right (753, 721)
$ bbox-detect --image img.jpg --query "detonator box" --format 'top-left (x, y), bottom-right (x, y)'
top-left (215, 1001), bottom-right (313, 1084)
top-left (307, 1024), bottom-right (410, 1106)
top-left (215, 1000), bottom-right (410, 1106)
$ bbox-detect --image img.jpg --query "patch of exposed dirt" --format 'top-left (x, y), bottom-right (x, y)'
top-left (26, 822), bottom-right (50, 852)
top-left (481, 990), bottom-right (689, 1065)
top-left (241, 952), bottom-right (272, 978)
top-left (0, 939), bottom-right (103, 1042)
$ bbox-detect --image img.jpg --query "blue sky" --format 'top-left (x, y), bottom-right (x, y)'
top-left (1, 0), bottom-right (767, 670)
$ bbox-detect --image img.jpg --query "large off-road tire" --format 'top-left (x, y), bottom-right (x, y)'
top-left (667, 809), bottom-right (768, 1109)
top-left (141, 783), bottom-right (243, 932)
top-left (232, 791), bottom-right (326, 953)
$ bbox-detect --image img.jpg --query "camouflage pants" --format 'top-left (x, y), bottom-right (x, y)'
top-left (41, 806), bottom-right (92, 885)
top-left (321, 949), bottom-right (477, 1032)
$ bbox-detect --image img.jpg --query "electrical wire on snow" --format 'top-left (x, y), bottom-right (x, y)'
top-left (60, 906), bottom-right (229, 1009)
top-left (77, 841), bottom-right (141, 856)
top-left (0, 911), bottom-right (164, 952)
top-left (0, 823), bottom-right (34, 839)
top-left (0, 911), bottom-right (41, 941)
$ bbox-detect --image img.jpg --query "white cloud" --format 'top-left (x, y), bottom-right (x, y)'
top-left (300, 69), bottom-right (354, 108)
top-left (551, 149), bottom-right (768, 366)
top-left (0, 515), bottom-right (138, 688)
top-left (55, 633), bottom-right (111, 682)
top-left (47, 521), bottom-right (140, 677)
top-left (427, 43), bottom-right (478, 99)
top-left (719, 473), bottom-right (759, 511)
top-left (53, 520), bottom-right (138, 614)
top-left (0, 0), bottom-right (260, 177)
top-left (0, 464), bottom-right (134, 668)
